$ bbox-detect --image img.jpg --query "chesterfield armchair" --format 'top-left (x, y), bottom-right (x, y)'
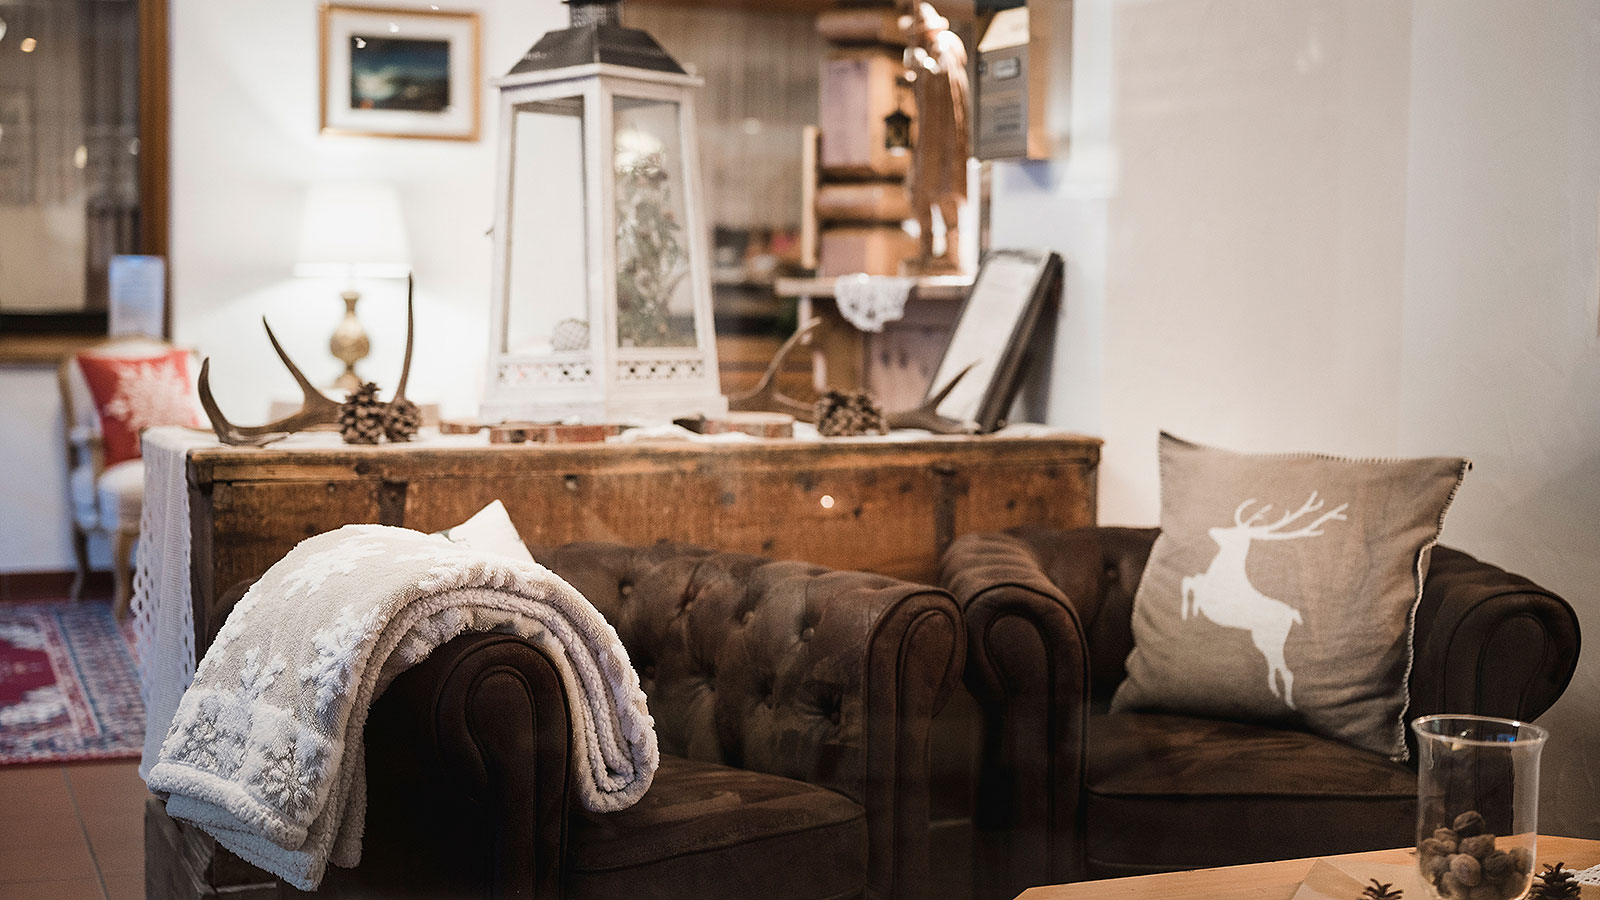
top-left (940, 526), bottom-right (1579, 898)
top-left (306, 540), bottom-right (965, 900)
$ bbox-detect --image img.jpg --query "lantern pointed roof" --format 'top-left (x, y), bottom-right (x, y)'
top-left (507, 4), bottom-right (686, 77)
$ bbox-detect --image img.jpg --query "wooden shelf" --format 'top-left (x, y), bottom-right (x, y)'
top-left (775, 274), bottom-right (974, 301)
top-left (0, 333), bottom-right (107, 365)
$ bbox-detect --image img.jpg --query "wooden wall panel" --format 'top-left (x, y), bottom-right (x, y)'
top-left (623, 5), bottom-right (826, 231)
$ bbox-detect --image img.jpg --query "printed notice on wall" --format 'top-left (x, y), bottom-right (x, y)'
top-left (109, 255), bottom-right (166, 337)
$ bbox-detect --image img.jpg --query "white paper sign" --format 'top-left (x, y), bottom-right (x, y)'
top-left (108, 255), bottom-right (166, 337)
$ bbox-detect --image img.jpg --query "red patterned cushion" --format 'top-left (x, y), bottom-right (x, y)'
top-left (76, 349), bottom-right (200, 466)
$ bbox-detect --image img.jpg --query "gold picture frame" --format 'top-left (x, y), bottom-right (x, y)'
top-left (319, 3), bottom-right (481, 141)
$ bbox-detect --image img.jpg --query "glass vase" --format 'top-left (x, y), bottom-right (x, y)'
top-left (1413, 715), bottom-right (1548, 900)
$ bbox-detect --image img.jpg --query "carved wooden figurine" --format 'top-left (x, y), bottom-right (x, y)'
top-left (899, 1), bottom-right (970, 275)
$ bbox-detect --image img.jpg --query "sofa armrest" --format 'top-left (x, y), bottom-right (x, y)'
top-left (940, 531), bottom-right (1092, 895)
top-left (1411, 547), bottom-right (1581, 726)
top-left (343, 631), bottom-right (573, 900)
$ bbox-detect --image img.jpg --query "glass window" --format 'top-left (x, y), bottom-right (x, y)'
top-left (0, 0), bottom-right (139, 315)
top-left (613, 95), bottom-right (697, 349)
top-left (504, 96), bottom-right (590, 356)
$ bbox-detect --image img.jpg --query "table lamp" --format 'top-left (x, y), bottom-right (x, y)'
top-left (295, 182), bottom-right (411, 393)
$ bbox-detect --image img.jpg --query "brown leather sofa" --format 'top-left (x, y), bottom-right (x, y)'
top-left (301, 540), bottom-right (965, 900)
top-left (940, 526), bottom-right (1580, 899)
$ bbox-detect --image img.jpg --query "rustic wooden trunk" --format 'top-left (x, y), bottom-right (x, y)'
top-left (185, 434), bottom-right (1099, 656)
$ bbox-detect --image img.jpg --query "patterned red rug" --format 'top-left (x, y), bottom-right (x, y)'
top-left (0, 601), bottom-right (144, 764)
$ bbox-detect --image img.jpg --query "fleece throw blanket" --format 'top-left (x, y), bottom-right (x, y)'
top-left (146, 524), bottom-right (658, 890)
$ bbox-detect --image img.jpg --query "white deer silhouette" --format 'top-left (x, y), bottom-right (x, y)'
top-left (1180, 491), bottom-right (1348, 709)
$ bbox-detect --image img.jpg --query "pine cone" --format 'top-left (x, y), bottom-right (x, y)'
top-left (1530, 862), bottom-right (1580, 900)
top-left (814, 390), bottom-right (888, 437)
top-left (1360, 879), bottom-right (1404, 900)
top-left (383, 398), bottom-right (422, 442)
top-left (340, 382), bottom-right (387, 444)
top-left (1453, 811), bottom-right (1488, 838)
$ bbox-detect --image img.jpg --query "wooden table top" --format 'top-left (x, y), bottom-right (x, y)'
top-left (1017, 836), bottom-right (1600, 900)
top-left (179, 428), bottom-right (1103, 482)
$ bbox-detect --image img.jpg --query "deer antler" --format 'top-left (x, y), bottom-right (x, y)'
top-left (198, 319), bottom-right (343, 446)
top-left (391, 276), bottom-right (415, 404)
top-left (886, 363), bottom-right (978, 434)
top-left (1252, 491), bottom-right (1349, 540)
top-left (199, 278), bottom-right (417, 447)
top-left (727, 317), bottom-right (823, 419)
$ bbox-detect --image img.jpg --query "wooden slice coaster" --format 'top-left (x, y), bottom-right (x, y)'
top-left (681, 412), bottom-right (795, 439)
top-left (487, 423), bottom-right (535, 444)
top-left (535, 424), bottom-right (621, 444)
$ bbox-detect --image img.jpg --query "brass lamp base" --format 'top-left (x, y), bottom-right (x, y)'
top-left (330, 289), bottom-right (370, 394)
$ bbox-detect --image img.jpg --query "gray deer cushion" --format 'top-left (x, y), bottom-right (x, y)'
top-left (1110, 433), bottom-right (1469, 760)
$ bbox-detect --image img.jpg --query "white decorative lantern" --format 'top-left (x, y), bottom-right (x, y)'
top-left (482, 0), bottom-right (727, 424)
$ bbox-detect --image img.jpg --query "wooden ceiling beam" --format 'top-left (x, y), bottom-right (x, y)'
top-left (628, 0), bottom-right (977, 23)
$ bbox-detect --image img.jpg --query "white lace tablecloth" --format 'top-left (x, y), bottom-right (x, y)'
top-left (132, 427), bottom-right (218, 779)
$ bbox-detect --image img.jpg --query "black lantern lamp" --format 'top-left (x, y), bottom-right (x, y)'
top-left (884, 105), bottom-right (913, 155)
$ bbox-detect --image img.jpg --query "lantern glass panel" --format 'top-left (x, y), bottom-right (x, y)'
top-left (505, 96), bottom-right (590, 355)
top-left (612, 96), bottom-right (698, 349)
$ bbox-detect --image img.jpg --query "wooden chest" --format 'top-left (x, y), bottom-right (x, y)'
top-left (185, 434), bottom-right (1099, 655)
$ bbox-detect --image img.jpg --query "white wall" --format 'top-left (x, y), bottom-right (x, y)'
top-left (0, 365), bottom-right (100, 573)
top-left (170, 0), bottom-right (566, 422)
top-left (1398, 0), bottom-right (1600, 839)
top-left (1097, 0), bottom-right (1413, 523)
top-left (990, 0), bottom-right (1113, 436)
top-left (1001, 0), bottom-right (1600, 837)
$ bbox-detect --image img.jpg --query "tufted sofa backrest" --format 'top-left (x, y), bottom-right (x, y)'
top-left (533, 541), bottom-right (962, 811)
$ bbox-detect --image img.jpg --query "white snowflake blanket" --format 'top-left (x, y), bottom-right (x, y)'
top-left (145, 524), bottom-right (658, 890)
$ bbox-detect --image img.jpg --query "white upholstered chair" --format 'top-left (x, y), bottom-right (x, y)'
top-left (58, 335), bottom-right (199, 618)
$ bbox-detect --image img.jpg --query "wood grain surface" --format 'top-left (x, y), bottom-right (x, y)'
top-left (187, 435), bottom-right (1100, 655)
top-left (1017, 835), bottom-right (1600, 900)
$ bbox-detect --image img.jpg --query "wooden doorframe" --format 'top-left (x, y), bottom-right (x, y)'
top-left (137, 0), bottom-right (171, 334)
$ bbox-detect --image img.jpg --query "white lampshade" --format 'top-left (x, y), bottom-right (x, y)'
top-left (295, 182), bottom-right (411, 279)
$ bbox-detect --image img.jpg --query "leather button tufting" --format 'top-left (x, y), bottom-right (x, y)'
top-left (619, 581), bottom-right (633, 598)
top-left (800, 626), bottom-right (814, 641)
top-left (740, 610), bottom-right (755, 625)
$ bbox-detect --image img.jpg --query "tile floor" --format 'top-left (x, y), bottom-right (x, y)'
top-left (0, 759), bottom-right (146, 899)
top-left (1, 584), bottom-right (145, 897)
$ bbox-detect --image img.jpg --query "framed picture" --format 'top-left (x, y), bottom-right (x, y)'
top-left (923, 248), bottom-right (1063, 432)
top-left (319, 4), bottom-right (481, 141)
